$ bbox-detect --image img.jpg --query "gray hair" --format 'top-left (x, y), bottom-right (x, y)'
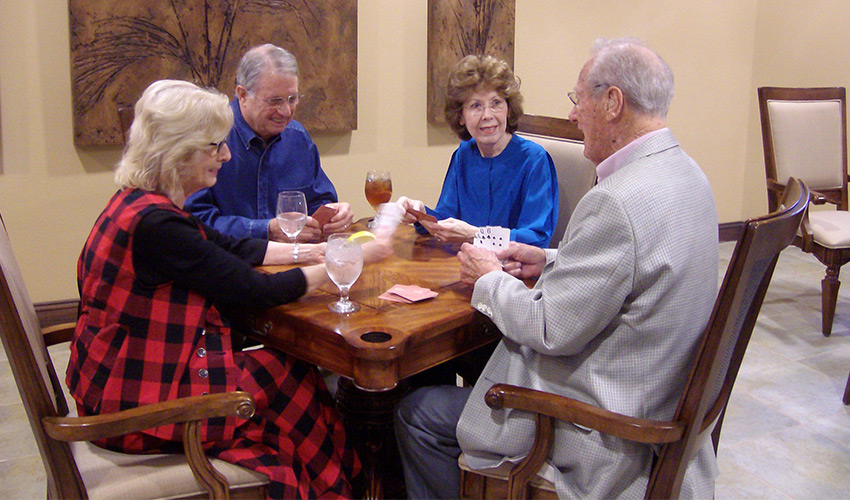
top-left (115, 80), bottom-right (233, 201)
top-left (235, 44), bottom-right (299, 94)
top-left (586, 37), bottom-right (674, 118)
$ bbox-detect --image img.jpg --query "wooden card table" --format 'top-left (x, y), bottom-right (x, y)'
top-left (237, 222), bottom-right (500, 499)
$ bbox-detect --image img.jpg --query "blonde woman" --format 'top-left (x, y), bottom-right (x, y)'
top-left (67, 79), bottom-right (391, 499)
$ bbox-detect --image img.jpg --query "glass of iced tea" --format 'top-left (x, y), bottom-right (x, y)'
top-left (364, 170), bottom-right (392, 227)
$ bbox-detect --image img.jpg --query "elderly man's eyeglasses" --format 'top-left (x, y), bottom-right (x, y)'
top-left (464, 98), bottom-right (507, 116)
top-left (568, 84), bottom-right (608, 106)
top-left (208, 139), bottom-right (227, 154)
top-left (258, 93), bottom-right (301, 110)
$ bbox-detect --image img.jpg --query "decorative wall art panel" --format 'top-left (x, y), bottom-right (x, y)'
top-left (427, 0), bottom-right (515, 124)
top-left (69, 0), bottom-right (357, 146)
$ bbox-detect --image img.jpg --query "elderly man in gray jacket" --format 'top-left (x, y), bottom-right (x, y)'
top-left (395, 37), bottom-right (719, 499)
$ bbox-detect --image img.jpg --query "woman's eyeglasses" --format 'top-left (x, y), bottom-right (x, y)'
top-left (208, 139), bottom-right (227, 154)
top-left (464, 98), bottom-right (507, 116)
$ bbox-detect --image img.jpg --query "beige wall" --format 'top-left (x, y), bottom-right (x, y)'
top-left (0, 0), bottom-right (847, 303)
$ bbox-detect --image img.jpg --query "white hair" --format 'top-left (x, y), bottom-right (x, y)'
top-left (586, 37), bottom-right (674, 117)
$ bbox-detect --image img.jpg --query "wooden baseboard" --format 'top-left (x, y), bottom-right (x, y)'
top-left (34, 299), bottom-right (79, 328)
top-left (718, 221), bottom-right (745, 243)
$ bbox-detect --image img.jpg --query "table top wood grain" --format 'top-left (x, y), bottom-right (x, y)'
top-left (240, 222), bottom-right (500, 390)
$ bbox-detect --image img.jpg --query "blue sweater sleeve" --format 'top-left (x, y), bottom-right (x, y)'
top-left (510, 149), bottom-right (559, 247)
top-left (429, 149), bottom-right (462, 221)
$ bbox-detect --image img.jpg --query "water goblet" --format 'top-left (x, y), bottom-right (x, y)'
top-left (365, 170), bottom-right (392, 228)
top-left (325, 233), bottom-right (364, 313)
top-left (276, 191), bottom-right (307, 244)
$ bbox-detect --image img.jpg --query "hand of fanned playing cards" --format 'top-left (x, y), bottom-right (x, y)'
top-left (473, 225), bottom-right (510, 270)
top-left (473, 226), bottom-right (510, 252)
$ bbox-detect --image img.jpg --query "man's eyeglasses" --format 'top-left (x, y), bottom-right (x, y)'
top-left (568, 84), bottom-right (608, 106)
top-left (258, 93), bottom-right (301, 110)
top-left (464, 98), bottom-right (507, 116)
top-left (208, 139), bottom-right (227, 154)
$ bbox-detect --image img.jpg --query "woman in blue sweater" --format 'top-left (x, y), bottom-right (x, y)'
top-left (398, 55), bottom-right (558, 248)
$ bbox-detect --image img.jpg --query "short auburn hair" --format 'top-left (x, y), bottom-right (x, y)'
top-left (443, 55), bottom-right (524, 141)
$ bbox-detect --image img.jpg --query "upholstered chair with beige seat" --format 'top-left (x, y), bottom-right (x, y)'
top-left (758, 87), bottom-right (850, 338)
top-left (515, 114), bottom-right (597, 248)
top-left (0, 214), bottom-right (270, 500)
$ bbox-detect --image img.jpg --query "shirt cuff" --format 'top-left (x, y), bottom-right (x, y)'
top-left (251, 219), bottom-right (270, 240)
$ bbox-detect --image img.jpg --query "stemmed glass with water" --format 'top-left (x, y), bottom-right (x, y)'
top-left (325, 233), bottom-right (364, 313)
top-left (276, 191), bottom-right (307, 244)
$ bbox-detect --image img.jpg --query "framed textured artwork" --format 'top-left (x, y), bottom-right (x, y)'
top-left (69, 0), bottom-right (357, 147)
top-left (427, 0), bottom-right (515, 124)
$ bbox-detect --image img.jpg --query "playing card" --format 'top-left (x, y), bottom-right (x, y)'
top-left (406, 207), bottom-right (437, 223)
top-left (311, 205), bottom-right (337, 227)
top-left (378, 290), bottom-right (413, 303)
top-left (379, 284), bottom-right (438, 303)
top-left (473, 226), bottom-right (510, 251)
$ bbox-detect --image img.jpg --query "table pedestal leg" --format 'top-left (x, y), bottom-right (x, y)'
top-left (336, 377), bottom-right (409, 500)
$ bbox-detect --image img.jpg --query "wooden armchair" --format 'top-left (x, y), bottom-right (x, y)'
top-left (758, 87), bottom-right (850, 338)
top-left (0, 215), bottom-right (270, 499)
top-left (515, 114), bottom-right (596, 248)
top-left (458, 179), bottom-right (810, 499)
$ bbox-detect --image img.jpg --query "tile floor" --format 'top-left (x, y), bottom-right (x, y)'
top-left (0, 241), bottom-right (848, 499)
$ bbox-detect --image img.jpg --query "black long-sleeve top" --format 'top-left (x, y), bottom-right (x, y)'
top-left (133, 207), bottom-right (306, 309)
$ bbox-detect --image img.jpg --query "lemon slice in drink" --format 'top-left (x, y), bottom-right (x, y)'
top-left (347, 230), bottom-right (376, 244)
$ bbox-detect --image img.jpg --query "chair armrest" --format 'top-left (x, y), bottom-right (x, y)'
top-left (798, 206), bottom-right (814, 250)
top-left (809, 188), bottom-right (830, 205)
top-left (485, 384), bottom-right (685, 444)
top-left (42, 322), bottom-right (76, 347)
top-left (42, 391), bottom-right (255, 442)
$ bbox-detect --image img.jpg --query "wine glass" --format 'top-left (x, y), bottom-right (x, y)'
top-left (276, 191), bottom-right (307, 243)
top-left (365, 170), bottom-right (392, 228)
top-left (325, 233), bottom-right (364, 313)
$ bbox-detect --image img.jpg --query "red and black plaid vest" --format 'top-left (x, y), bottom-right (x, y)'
top-left (67, 189), bottom-right (239, 445)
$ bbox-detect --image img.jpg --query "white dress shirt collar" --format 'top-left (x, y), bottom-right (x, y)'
top-left (595, 127), bottom-right (669, 182)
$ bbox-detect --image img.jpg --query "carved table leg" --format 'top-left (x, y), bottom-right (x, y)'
top-left (336, 377), bottom-right (409, 500)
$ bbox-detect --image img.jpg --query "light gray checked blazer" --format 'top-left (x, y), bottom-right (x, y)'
top-left (457, 129), bottom-right (719, 499)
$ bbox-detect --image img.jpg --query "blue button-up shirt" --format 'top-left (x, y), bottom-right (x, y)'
top-left (185, 100), bottom-right (338, 239)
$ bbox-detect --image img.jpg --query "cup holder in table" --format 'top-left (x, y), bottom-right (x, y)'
top-left (360, 331), bottom-right (393, 343)
top-left (346, 327), bottom-right (406, 355)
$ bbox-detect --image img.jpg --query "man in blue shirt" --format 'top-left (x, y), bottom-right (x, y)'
top-left (186, 44), bottom-right (353, 242)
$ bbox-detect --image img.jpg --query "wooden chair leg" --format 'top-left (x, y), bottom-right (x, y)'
top-left (821, 267), bottom-right (841, 337)
top-left (844, 370), bottom-right (850, 405)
